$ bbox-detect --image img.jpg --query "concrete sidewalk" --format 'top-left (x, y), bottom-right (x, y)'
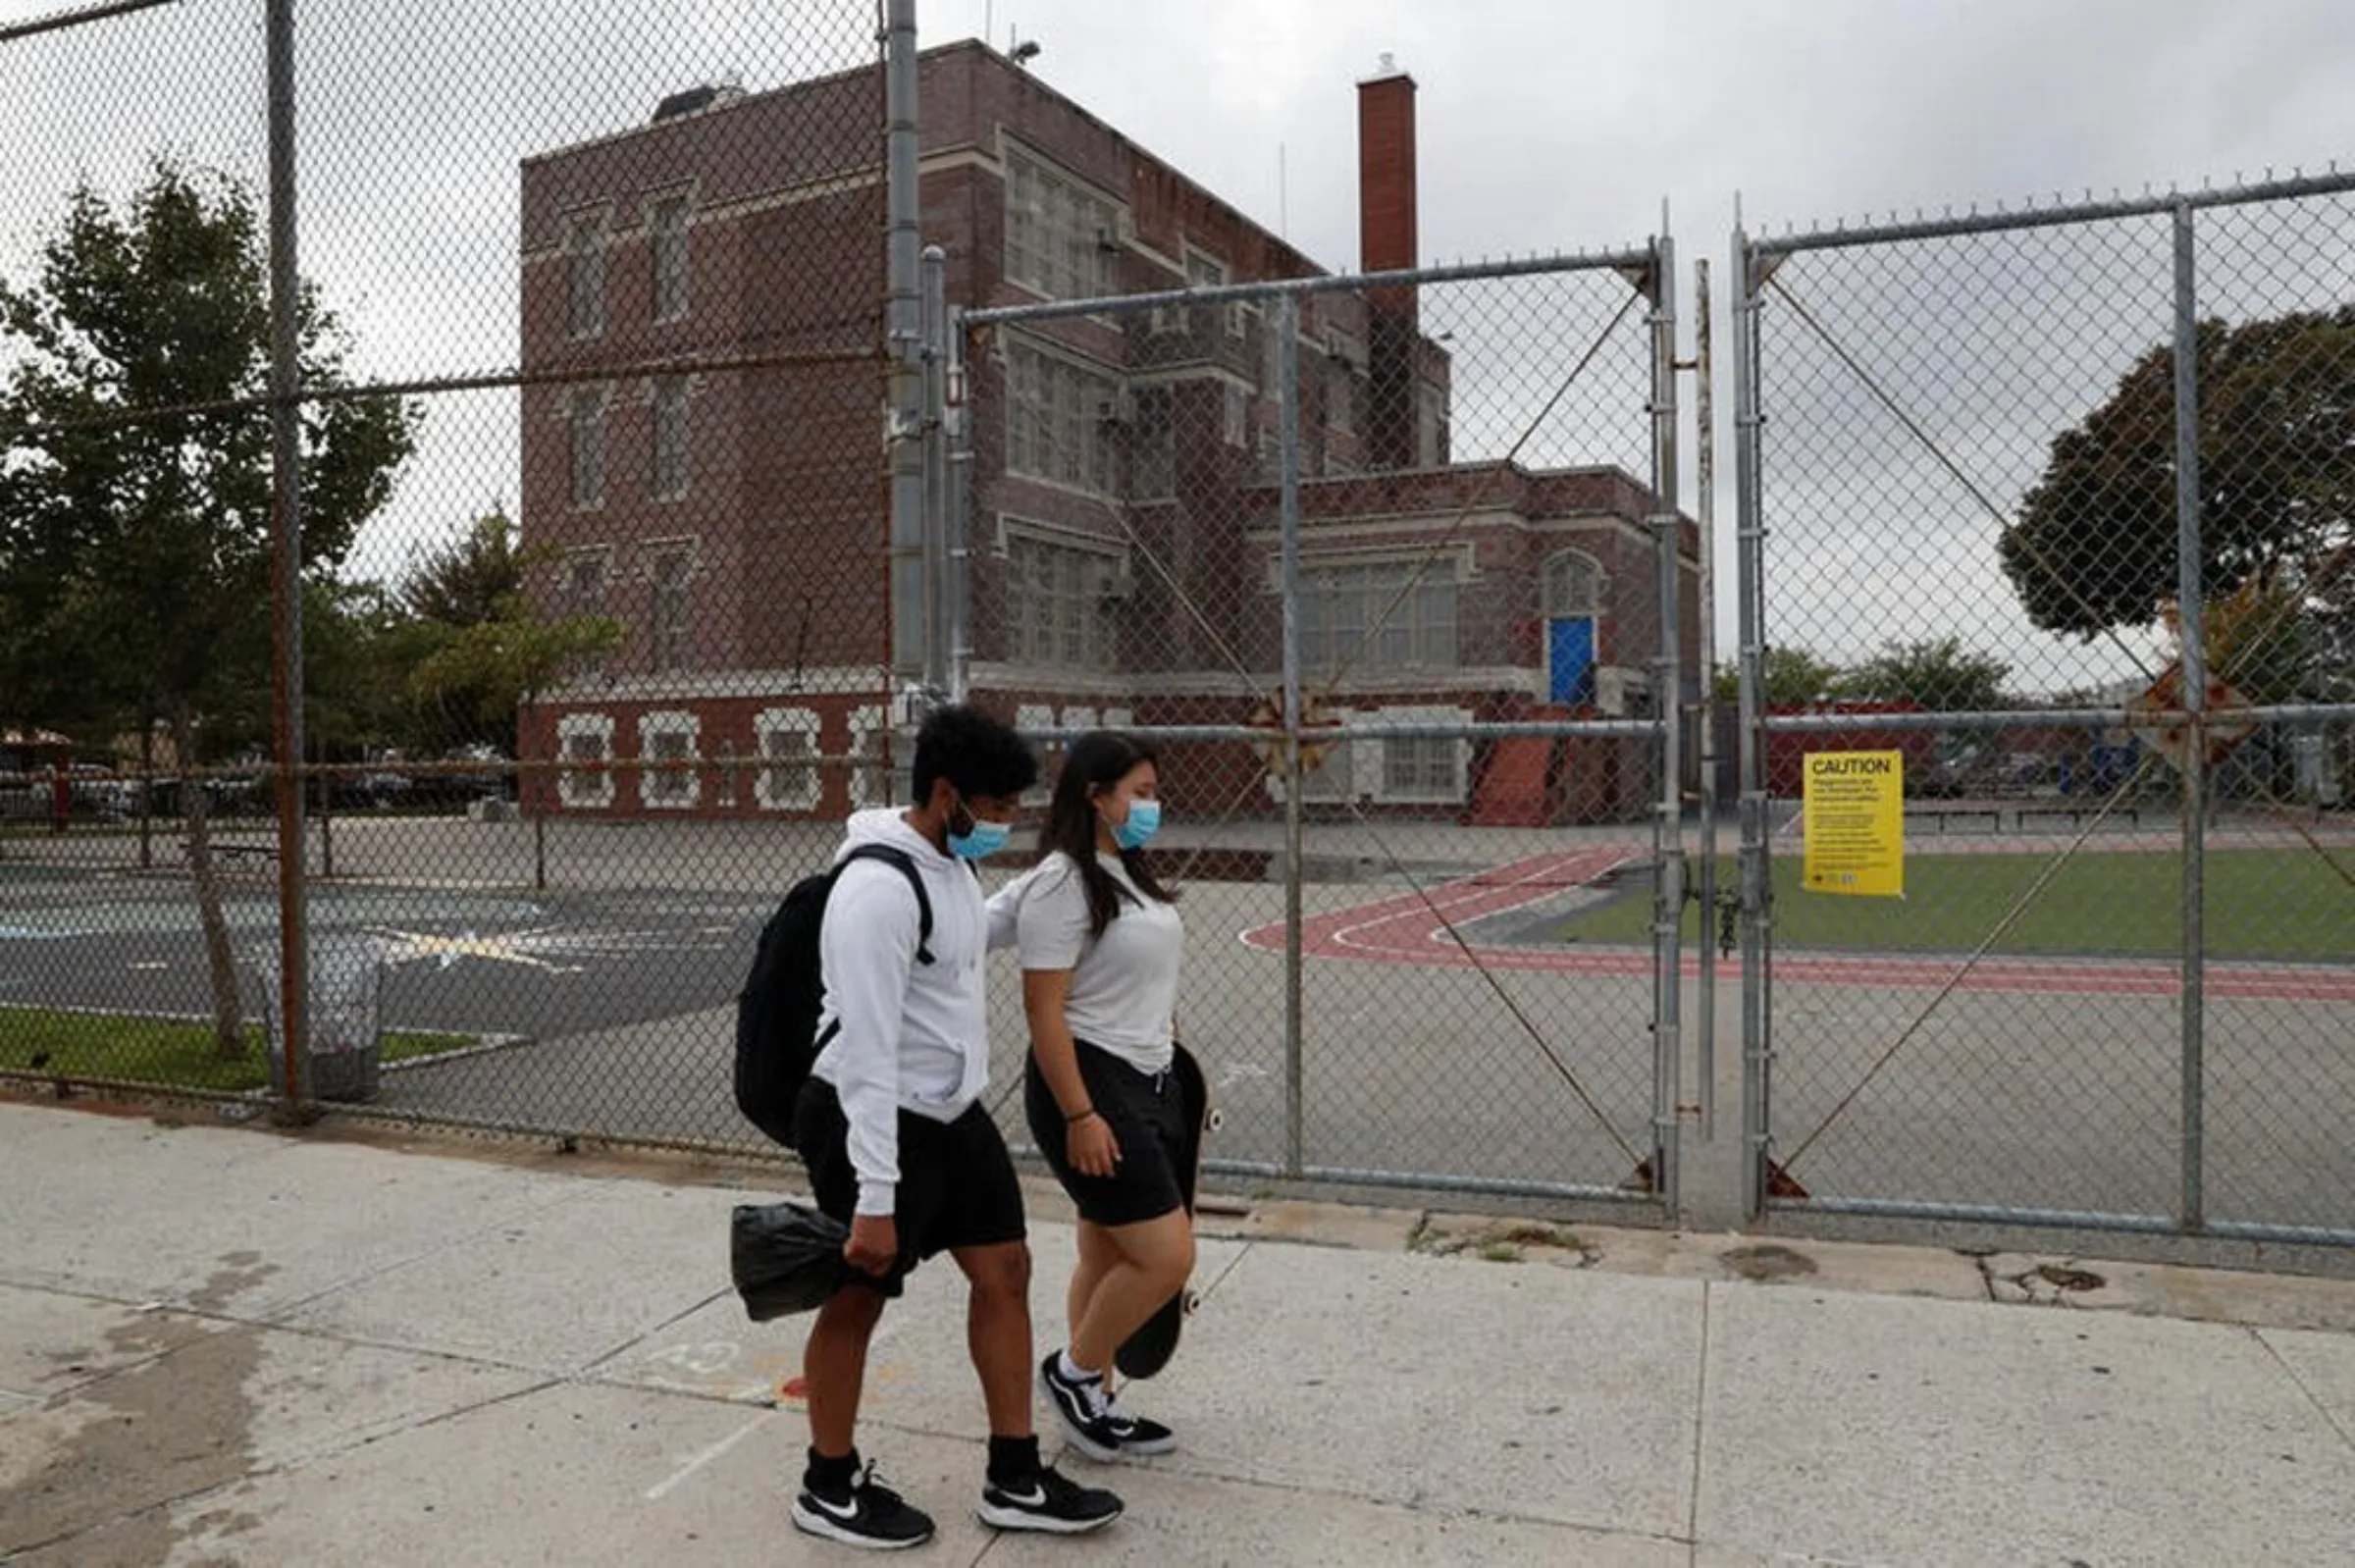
top-left (4, 1100), bottom-right (2354, 1566)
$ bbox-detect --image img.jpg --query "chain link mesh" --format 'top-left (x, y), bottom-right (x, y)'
top-left (2, 15), bottom-right (1687, 1214)
top-left (2, 1), bottom-right (890, 1137)
top-left (965, 259), bottom-right (1679, 1201)
top-left (1742, 182), bottom-right (2355, 1241)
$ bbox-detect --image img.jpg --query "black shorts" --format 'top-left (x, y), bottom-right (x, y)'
top-left (794, 1077), bottom-right (1026, 1297)
top-left (1025, 1040), bottom-right (1187, 1228)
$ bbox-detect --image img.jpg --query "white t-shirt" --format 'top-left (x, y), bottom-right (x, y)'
top-left (1011, 851), bottom-right (1182, 1072)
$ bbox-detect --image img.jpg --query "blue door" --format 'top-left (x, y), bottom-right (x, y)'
top-left (1548, 616), bottom-right (1596, 706)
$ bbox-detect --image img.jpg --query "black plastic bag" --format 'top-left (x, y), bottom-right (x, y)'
top-left (730, 1201), bottom-right (851, 1321)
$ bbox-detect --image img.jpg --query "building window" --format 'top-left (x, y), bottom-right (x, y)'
top-left (647, 545), bottom-right (693, 672)
top-left (1005, 150), bottom-right (1119, 301)
top-left (562, 548), bottom-right (607, 616)
top-left (651, 375), bottom-right (690, 500)
top-left (1417, 382), bottom-right (1448, 468)
top-left (564, 210), bottom-right (606, 339)
top-left (1223, 383), bottom-right (1248, 447)
top-left (1007, 340), bottom-right (1119, 495)
top-left (1544, 549), bottom-right (1602, 616)
top-left (1005, 527), bottom-right (1122, 669)
top-left (846, 705), bottom-right (893, 810)
top-left (1328, 359), bottom-right (1356, 436)
top-left (557, 711), bottom-right (614, 809)
top-left (1132, 385), bottom-right (1174, 499)
top-left (753, 707), bottom-right (821, 811)
top-left (1298, 559), bottom-right (1458, 673)
top-left (639, 709), bottom-right (699, 810)
top-left (1374, 706), bottom-right (1472, 804)
top-left (650, 194), bottom-right (689, 323)
top-left (1186, 250), bottom-right (1241, 339)
top-left (567, 387), bottom-right (606, 508)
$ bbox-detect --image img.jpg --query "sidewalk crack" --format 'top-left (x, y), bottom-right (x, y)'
top-left (2254, 1326), bottom-right (2355, 1456)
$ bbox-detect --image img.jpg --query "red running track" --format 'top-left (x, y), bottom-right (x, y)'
top-left (1237, 848), bottom-right (2355, 1004)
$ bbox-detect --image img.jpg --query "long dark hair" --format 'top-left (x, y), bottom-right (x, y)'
top-left (1041, 730), bottom-right (1177, 940)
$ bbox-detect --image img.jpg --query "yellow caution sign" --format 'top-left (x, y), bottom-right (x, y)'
top-left (1802, 750), bottom-right (1905, 898)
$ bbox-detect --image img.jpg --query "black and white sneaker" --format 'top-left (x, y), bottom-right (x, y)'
top-left (976, 1464), bottom-right (1124, 1534)
top-left (791, 1461), bottom-right (935, 1550)
top-left (1038, 1352), bottom-right (1125, 1461)
top-left (1102, 1387), bottom-right (1178, 1457)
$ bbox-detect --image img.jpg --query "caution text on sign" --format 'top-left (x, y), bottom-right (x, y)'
top-left (1802, 750), bottom-right (1905, 898)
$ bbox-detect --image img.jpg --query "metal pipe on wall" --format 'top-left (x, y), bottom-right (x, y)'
top-left (884, 0), bottom-right (924, 692)
top-left (920, 244), bottom-right (950, 698)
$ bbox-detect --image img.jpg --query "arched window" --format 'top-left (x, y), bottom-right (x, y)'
top-left (1544, 549), bottom-right (1601, 617)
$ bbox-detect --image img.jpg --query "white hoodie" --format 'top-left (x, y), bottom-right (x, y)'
top-left (810, 808), bottom-right (998, 1217)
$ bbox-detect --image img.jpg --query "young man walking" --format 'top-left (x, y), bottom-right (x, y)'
top-left (790, 705), bottom-right (1123, 1548)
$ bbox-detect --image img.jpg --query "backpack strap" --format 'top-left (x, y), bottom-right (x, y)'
top-left (836, 843), bottom-right (935, 965)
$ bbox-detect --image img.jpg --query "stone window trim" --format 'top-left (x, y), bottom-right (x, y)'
top-left (561, 203), bottom-right (612, 340)
top-left (1543, 547), bottom-right (1608, 618)
top-left (647, 374), bottom-right (697, 502)
top-left (637, 708), bottom-right (701, 810)
top-left (752, 706), bottom-right (823, 812)
top-left (556, 711), bottom-right (616, 810)
top-left (646, 186), bottom-right (695, 325)
top-left (565, 384), bottom-right (609, 511)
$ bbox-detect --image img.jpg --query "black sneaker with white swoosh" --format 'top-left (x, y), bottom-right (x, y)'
top-left (791, 1460), bottom-right (934, 1549)
top-left (976, 1463), bottom-right (1124, 1534)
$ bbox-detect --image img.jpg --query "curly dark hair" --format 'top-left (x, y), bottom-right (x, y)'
top-left (911, 704), bottom-right (1037, 804)
top-left (1039, 730), bottom-right (1177, 939)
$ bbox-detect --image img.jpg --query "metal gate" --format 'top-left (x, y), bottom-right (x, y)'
top-left (1733, 175), bottom-right (2355, 1249)
top-left (957, 244), bottom-right (1692, 1214)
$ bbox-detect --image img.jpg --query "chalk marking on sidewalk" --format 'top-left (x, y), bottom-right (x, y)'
top-left (646, 1408), bottom-right (776, 1500)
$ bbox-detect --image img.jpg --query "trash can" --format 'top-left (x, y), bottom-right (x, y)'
top-left (246, 935), bottom-right (385, 1102)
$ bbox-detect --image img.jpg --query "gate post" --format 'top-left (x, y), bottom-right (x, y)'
top-left (1645, 232), bottom-right (1686, 1213)
top-left (1730, 225), bottom-right (1775, 1221)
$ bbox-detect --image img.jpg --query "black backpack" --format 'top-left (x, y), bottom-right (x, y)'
top-left (733, 844), bottom-right (934, 1150)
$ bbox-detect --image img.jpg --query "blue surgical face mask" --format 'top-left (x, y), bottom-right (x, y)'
top-left (947, 805), bottom-right (1012, 862)
top-left (1113, 798), bottom-right (1162, 851)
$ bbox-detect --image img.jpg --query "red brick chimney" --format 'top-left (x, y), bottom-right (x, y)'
top-left (1358, 55), bottom-right (1419, 469)
top-left (1357, 55), bottom-right (1418, 284)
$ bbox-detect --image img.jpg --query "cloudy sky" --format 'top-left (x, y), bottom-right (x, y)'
top-left (4, 0), bottom-right (2350, 692)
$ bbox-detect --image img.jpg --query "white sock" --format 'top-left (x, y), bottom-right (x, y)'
top-left (1057, 1348), bottom-right (1100, 1385)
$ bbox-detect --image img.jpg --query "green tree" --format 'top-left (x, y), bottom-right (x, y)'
top-left (394, 509), bottom-right (624, 755)
top-left (2000, 308), bottom-right (2355, 698)
top-left (1833, 636), bottom-right (2012, 711)
top-left (1715, 646), bottom-right (1844, 706)
top-left (0, 158), bottom-right (418, 1059)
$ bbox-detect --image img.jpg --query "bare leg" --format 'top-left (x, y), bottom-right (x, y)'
top-left (1066, 1221), bottom-right (1118, 1346)
top-left (952, 1239), bottom-right (1034, 1436)
top-left (804, 1280), bottom-right (889, 1457)
top-left (1066, 1210), bottom-right (1194, 1379)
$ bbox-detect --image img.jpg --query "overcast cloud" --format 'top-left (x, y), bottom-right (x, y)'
top-left (4, 0), bottom-right (2350, 689)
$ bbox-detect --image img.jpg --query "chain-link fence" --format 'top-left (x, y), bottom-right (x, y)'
top-left (8, 3), bottom-right (2349, 1256)
top-left (2, 0), bottom-right (890, 1132)
top-left (1735, 175), bottom-right (2355, 1247)
top-left (961, 247), bottom-right (1690, 1208)
top-left (1, 7), bottom-right (1693, 1221)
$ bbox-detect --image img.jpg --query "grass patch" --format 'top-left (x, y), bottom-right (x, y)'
top-left (1544, 850), bottom-right (2355, 962)
top-left (0, 1007), bottom-right (476, 1093)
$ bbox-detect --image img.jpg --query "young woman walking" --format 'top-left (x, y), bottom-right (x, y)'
top-left (1006, 731), bottom-right (1191, 1461)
